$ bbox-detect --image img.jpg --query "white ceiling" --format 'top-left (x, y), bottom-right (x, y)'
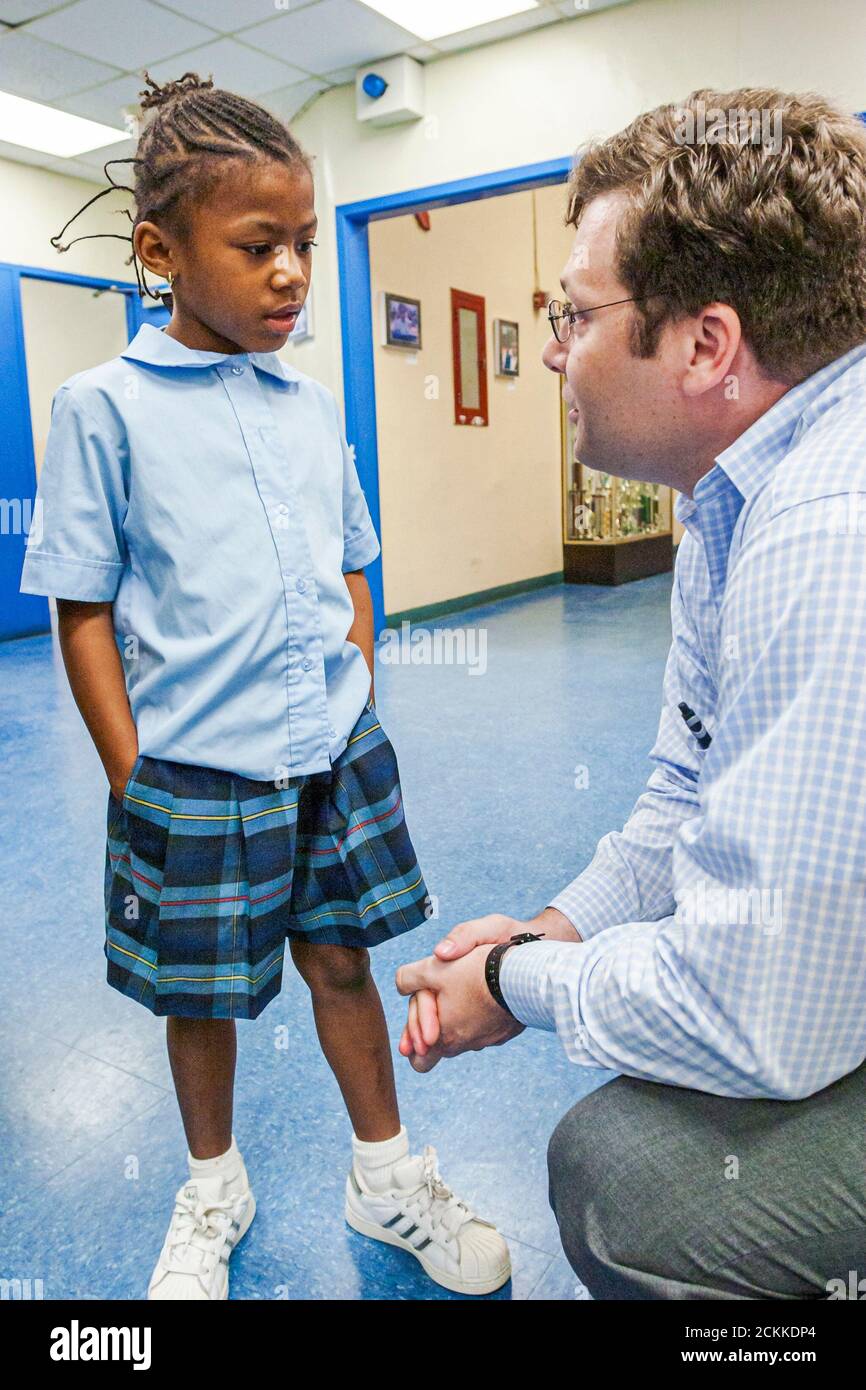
top-left (0, 0), bottom-right (634, 179)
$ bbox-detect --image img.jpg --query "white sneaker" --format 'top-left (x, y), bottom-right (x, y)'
top-left (345, 1144), bottom-right (511, 1295)
top-left (147, 1169), bottom-right (256, 1301)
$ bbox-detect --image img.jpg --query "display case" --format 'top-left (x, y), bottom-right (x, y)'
top-left (561, 393), bottom-right (674, 584)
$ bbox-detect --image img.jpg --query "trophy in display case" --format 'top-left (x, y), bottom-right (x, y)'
top-left (561, 393), bottom-right (674, 584)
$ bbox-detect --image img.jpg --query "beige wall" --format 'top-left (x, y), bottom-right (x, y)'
top-left (0, 158), bottom-right (134, 280)
top-left (20, 276), bottom-right (130, 479)
top-left (370, 185), bottom-right (574, 613)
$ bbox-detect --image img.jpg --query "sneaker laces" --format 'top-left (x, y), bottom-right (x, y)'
top-left (163, 1184), bottom-right (244, 1274)
top-left (410, 1146), bottom-right (476, 1241)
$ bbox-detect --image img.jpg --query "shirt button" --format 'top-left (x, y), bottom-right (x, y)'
top-left (231, 364), bottom-right (244, 375)
top-left (328, 726), bottom-right (337, 738)
top-left (278, 503), bottom-right (289, 515)
top-left (296, 578), bottom-right (306, 593)
top-left (302, 658), bottom-right (313, 672)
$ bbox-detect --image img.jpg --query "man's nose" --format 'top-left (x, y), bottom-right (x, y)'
top-left (542, 333), bottom-right (568, 374)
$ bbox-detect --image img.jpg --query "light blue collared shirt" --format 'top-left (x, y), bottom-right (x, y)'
top-left (502, 343), bottom-right (866, 1100)
top-left (20, 323), bottom-right (380, 781)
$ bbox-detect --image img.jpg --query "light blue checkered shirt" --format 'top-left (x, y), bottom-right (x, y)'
top-left (501, 343), bottom-right (866, 1099)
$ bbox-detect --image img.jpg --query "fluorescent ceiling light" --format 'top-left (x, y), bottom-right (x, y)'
top-left (0, 90), bottom-right (128, 158)
top-left (362, 1), bottom-right (540, 42)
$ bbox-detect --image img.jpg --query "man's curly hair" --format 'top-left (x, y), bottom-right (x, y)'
top-left (565, 88), bottom-right (866, 384)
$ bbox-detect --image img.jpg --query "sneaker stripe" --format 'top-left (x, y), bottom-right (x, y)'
top-left (383, 1213), bottom-right (404, 1228)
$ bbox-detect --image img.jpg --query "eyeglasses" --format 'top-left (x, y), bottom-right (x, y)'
top-left (548, 296), bottom-right (645, 343)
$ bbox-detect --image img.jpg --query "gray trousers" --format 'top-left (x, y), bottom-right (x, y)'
top-left (547, 1060), bottom-right (866, 1299)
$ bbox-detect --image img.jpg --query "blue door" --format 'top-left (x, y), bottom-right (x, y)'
top-left (0, 266), bottom-right (46, 640)
top-left (0, 275), bottom-right (165, 641)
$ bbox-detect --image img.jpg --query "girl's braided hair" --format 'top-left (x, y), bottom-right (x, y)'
top-left (51, 71), bottom-right (313, 307)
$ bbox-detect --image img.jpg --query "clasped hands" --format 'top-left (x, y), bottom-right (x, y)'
top-left (394, 907), bottom-right (578, 1072)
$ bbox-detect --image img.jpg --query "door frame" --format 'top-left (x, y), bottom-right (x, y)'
top-left (0, 262), bottom-right (151, 640)
top-left (335, 155), bottom-right (573, 634)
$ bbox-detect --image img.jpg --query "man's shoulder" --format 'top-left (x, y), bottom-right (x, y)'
top-left (768, 374), bottom-right (866, 519)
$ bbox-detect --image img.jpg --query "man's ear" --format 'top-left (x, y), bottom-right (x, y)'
top-left (682, 303), bottom-right (742, 398)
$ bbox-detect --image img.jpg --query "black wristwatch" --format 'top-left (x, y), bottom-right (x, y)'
top-left (485, 932), bottom-right (545, 1016)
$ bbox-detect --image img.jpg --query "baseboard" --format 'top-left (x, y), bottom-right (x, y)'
top-left (383, 571), bottom-right (563, 628)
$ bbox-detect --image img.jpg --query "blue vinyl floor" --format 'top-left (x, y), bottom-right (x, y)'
top-left (0, 572), bottom-right (673, 1300)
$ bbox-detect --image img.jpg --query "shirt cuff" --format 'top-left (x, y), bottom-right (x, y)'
top-left (20, 548), bottom-right (123, 601)
top-left (343, 524), bottom-right (381, 573)
top-left (498, 938), bottom-right (587, 1032)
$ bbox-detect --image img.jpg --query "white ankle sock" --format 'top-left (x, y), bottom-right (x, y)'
top-left (352, 1125), bottom-right (410, 1192)
top-left (187, 1134), bottom-right (244, 1187)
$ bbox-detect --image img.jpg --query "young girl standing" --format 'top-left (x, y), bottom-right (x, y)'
top-left (21, 72), bottom-right (510, 1300)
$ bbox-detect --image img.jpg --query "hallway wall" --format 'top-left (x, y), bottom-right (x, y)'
top-left (369, 184), bottom-right (573, 613)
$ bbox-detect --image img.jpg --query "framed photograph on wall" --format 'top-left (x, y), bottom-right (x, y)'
top-left (494, 318), bottom-right (519, 377)
top-left (382, 292), bottom-right (422, 349)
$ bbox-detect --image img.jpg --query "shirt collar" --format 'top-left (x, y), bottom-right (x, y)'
top-left (121, 322), bottom-right (300, 385)
top-left (675, 342), bottom-right (866, 600)
top-left (708, 341), bottom-right (866, 504)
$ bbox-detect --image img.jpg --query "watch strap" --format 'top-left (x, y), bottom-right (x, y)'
top-left (485, 932), bottom-right (545, 1015)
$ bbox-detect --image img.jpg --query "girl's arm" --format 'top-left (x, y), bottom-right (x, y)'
top-left (56, 599), bottom-right (138, 801)
top-left (344, 569), bottom-right (375, 703)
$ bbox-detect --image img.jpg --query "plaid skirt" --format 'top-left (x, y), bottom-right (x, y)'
top-left (104, 700), bottom-right (429, 1019)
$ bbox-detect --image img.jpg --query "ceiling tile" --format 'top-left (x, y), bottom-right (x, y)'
top-left (72, 133), bottom-right (137, 175)
top-left (25, 0), bottom-right (218, 70)
top-left (157, 0), bottom-right (321, 32)
top-left (433, 6), bottom-right (559, 52)
top-left (242, 0), bottom-right (419, 77)
top-left (321, 63), bottom-right (357, 84)
top-left (0, 0), bottom-right (69, 20)
top-left (0, 134), bottom-right (54, 166)
top-left (0, 28), bottom-right (120, 100)
top-left (145, 36), bottom-right (309, 95)
top-left (0, 135), bottom-right (117, 187)
top-left (53, 72), bottom-right (147, 126)
top-left (555, 0), bottom-right (632, 14)
top-left (259, 76), bottom-right (329, 124)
